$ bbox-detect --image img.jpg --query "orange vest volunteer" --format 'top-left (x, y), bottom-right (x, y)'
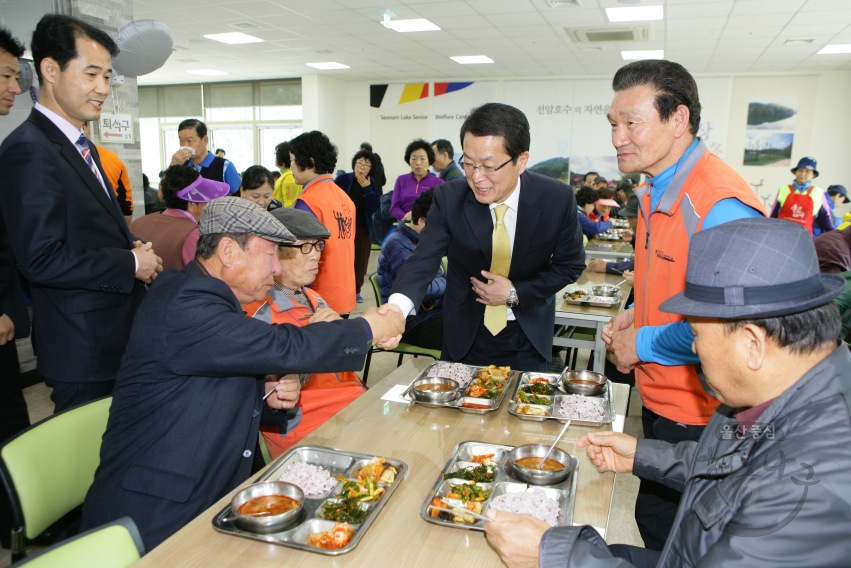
top-left (297, 174), bottom-right (356, 313)
top-left (246, 287), bottom-right (365, 458)
top-left (634, 141), bottom-right (766, 425)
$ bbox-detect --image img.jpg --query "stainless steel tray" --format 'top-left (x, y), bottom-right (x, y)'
top-left (401, 361), bottom-right (519, 415)
top-left (212, 445), bottom-right (408, 555)
top-left (563, 288), bottom-right (621, 307)
top-left (419, 441), bottom-right (578, 531)
top-left (507, 372), bottom-right (615, 426)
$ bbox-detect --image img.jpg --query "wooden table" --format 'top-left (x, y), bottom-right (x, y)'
top-left (584, 238), bottom-right (635, 260)
top-left (135, 360), bottom-right (629, 567)
top-left (554, 268), bottom-right (632, 375)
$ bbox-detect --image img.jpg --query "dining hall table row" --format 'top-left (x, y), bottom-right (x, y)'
top-left (134, 359), bottom-right (630, 567)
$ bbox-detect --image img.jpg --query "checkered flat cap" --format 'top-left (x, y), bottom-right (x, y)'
top-left (198, 197), bottom-right (295, 244)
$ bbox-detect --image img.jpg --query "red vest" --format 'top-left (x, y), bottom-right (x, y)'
top-left (246, 287), bottom-right (365, 458)
top-left (297, 175), bottom-right (356, 313)
top-left (634, 143), bottom-right (766, 425)
top-left (777, 185), bottom-right (815, 233)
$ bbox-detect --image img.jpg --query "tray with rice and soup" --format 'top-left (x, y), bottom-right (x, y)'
top-left (212, 446), bottom-right (407, 555)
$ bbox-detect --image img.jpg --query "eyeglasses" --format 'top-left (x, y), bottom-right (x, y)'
top-left (354, 160), bottom-right (371, 168)
top-left (459, 158), bottom-right (513, 177)
top-left (279, 240), bottom-right (325, 254)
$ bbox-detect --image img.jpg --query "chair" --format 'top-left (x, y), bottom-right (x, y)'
top-left (362, 272), bottom-right (440, 385)
top-left (1, 396), bottom-right (112, 562)
top-left (10, 517), bottom-right (144, 568)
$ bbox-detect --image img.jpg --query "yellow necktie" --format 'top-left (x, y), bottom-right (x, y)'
top-left (484, 204), bottom-right (511, 336)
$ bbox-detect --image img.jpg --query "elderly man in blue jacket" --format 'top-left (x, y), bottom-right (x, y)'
top-left (80, 198), bottom-right (405, 549)
top-left (485, 218), bottom-right (851, 568)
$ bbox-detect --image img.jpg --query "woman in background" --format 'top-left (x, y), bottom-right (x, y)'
top-left (240, 165), bottom-right (281, 211)
top-left (335, 150), bottom-right (380, 303)
top-left (390, 139), bottom-right (443, 222)
top-left (273, 141), bottom-right (302, 208)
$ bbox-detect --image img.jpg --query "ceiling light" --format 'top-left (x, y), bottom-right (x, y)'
top-left (606, 6), bottom-right (663, 22)
top-left (203, 32), bottom-right (263, 45)
top-left (621, 50), bottom-right (664, 60)
top-left (306, 62), bottom-right (350, 70)
top-left (186, 69), bottom-right (229, 76)
top-left (450, 55), bottom-right (494, 64)
top-left (381, 17), bottom-right (440, 33)
top-left (818, 44), bottom-right (851, 54)
top-left (784, 38), bottom-right (814, 45)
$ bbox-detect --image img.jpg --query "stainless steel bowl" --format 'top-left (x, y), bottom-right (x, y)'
top-left (229, 481), bottom-right (304, 533)
top-left (508, 444), bottom-right (573, 486)
top-left (410, 377), bottom-right (460, 403)
top-left (591, 285), bottom-right (620, 297)
top-left (560, 370), bottom-right (607, 396)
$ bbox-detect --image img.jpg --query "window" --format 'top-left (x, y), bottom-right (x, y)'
top-left (139, 80), bottom-right (302, 181)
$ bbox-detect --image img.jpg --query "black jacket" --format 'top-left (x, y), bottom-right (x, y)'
top-left (80, 261), bottom-right (371, 549)
top-left (0, 109), bottom-right (143, 382)
top-left (391, 171), bottom-right (586, 362)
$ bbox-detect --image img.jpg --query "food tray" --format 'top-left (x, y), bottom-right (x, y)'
top-left (563, 288), bottom-right (621, 308)
top-left (419, 441), bottom-right (578, 531)
top-left (597, 231), bottom-right (623, 241)
top-left (400, 361), bottom-right (519, 414)
top-left (212, 445), bottom-right (408, 555)
top-left (507, 372), bottom-right (615, 426)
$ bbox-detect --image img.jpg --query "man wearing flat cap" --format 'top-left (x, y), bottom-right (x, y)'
top-left (485, 218), bottom-right (851, 568)
top-left (244, 208), bottom-right (367, 458)
top-left (81, 198), bottom-right (405, 549)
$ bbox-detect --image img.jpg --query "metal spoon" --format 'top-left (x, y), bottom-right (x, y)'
top-left (539, 419), bottom-right (571, 468)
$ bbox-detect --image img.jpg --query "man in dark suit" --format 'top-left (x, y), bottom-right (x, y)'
top-left (0, 15), bottom-right (162, 413)
top-left (387, 103), bottom-right (586, 371)
top-left (0, 27), bottom-right (29, 446)
top-left (80, 198), bottom-right (405, 548)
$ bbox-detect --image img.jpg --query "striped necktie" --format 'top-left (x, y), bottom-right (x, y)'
top-left (75, 133), bottom-right (106, 191)
top-left (484, 204), bottom-right (511, 336)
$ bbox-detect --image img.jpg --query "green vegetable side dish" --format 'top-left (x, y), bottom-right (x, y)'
top-left (443, 464), bottom-right (495, 483)
top-left (516, 390), bottom-right (551, 405)
top-left (321, 497), bottom-right (368, 523)
top-left (447, 483), bottom-right (492, 504)
top-left (340, 478), bottom-right (384, 502)
top-left (520, 383), bottom-right (552, 396)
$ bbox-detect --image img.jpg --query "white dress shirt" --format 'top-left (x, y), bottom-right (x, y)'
top-left (389, 177), bottom-right (522, 320)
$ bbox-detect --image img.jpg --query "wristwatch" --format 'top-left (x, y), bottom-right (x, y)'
top-left (506, 285), bottom-right (519, 308)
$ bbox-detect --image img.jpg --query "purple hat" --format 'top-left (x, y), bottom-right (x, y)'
top-left (176, 176), bottom-right (230, 203)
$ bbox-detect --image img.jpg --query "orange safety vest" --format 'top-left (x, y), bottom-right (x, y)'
top-left (634, 141), bottom-right (766, 425)
top-left (297, 175), bottom-right (356, 313)
top-left (246, 287), bottom-right (365, 459)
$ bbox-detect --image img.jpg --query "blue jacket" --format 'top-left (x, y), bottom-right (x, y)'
top-left (334, 172), bottom-right (381, 237)
top-left (80, 260), bottom-right (370, 549)
top-left (577, 207), bottom-right (612, 238)
top-left (378, 223), bottom-right (444, 330)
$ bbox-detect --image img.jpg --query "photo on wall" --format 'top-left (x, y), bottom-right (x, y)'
top-left (743, 132), bottom-right (794, 167)
top-left (746, 96), bottom-right (798, 130)
top-left (566, 155), bottom-right (639, 188)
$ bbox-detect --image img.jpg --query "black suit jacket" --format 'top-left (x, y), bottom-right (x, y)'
top-left (0, 109), bottom-right (143, 382)
top-left (0, 220), bottom-right (28, 337)
top-left (391, 171), bottom-right (586, 362)
top-left (80, 261), bottom-right (371, 549)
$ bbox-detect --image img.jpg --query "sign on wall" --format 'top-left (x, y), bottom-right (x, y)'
top-left (99, 112), bottom-right (135, 144)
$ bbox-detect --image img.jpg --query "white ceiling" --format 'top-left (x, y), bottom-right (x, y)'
top-left (133, 0), bottom-right (851, 85)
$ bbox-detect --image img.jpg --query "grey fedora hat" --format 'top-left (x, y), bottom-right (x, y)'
top-left (660, 218), bottom-right (845, 319)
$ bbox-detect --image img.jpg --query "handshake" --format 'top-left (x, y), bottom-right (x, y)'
top-left (360, 304), bottom-right (407, 350)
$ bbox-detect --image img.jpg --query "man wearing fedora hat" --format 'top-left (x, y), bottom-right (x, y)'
top-left (770, 156), bottom-right (835, 237)
top-left (484, 218), bottom-right (851, 568)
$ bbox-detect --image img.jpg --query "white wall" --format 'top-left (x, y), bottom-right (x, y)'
top-left (309, 71), bottom-right (851, 207)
